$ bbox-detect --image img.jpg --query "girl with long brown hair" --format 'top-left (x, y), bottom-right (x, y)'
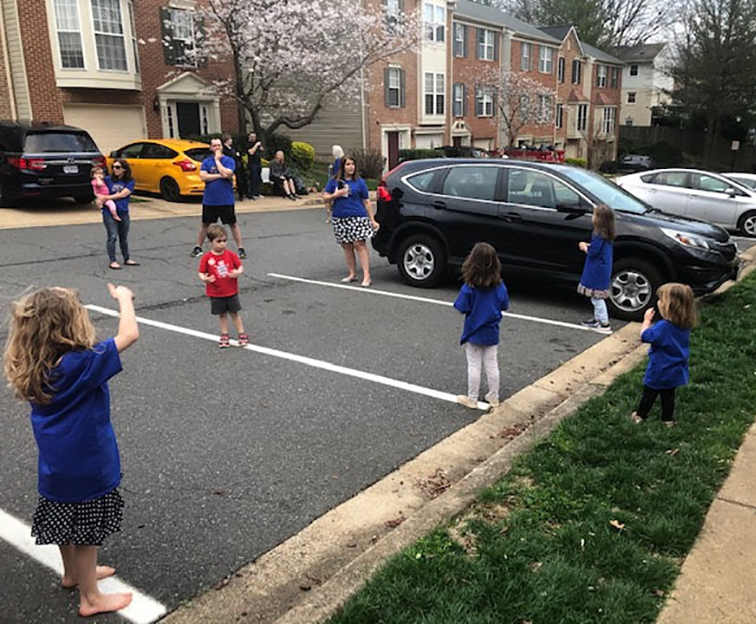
top-left (577, 204), bottom-right (616, 333)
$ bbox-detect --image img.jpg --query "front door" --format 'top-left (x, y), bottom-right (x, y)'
top-left (387, 132), bottom-right (399, 170)
top-left (453, 136), bottom-right (462, 147)
top-left (176, 102), bottom-right (201, 138)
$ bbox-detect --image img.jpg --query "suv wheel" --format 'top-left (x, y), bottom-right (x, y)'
top-left (609, 258), bottom-right (662, 321)
top-left (160, 177), bottom-right (181, 202)
top-left (738, 210), bottom-right (756, 237)
top-left (397, 234), bottom-right (446, 287)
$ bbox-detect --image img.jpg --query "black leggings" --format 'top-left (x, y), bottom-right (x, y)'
top-left (637, 385), bottom-right (676, 422)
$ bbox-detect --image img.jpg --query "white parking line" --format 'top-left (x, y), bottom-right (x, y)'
top-left (267, 273), bottom-right (598, 332)
top-left (85, 305), bottom-right (490, 410)
top-left (0, 508), bottom-right (167, 624)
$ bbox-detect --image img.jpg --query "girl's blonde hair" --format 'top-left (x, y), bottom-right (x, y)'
top-left (461, 242), bottom-right (502, 290)
top-left (4, 288), bottom-right (96, 405)
top-left (657, 283), bottom-right (697, 329)
top-left (593, 204), bottom-right (616, 241)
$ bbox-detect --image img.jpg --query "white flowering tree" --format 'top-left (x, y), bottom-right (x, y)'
top-left (200, 0), bottom-right (419, 137)
top-left (474, 68), bottom-right (555, 147)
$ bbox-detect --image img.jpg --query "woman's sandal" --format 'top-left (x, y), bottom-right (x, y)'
top-left (109, 262), bottom-right (122, 270)
top-left (124, 260), bottom-right (140, 266)
top-left (238, 333), bottom-right (249, 347)
top-left (340, 276), bottom-right (357, 283)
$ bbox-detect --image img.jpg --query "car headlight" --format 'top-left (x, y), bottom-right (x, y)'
top-left (660, 227), bottom-right (710, 250)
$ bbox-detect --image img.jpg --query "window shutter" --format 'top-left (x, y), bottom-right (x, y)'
top-left (494, 33), bottom-right (499, 61)
top-left (475, 83), bottom-right (480, 117)
top-left (384, 68), bottom-right (390, 107)
top-left (463, 25), bottom-right (468, 57)
top-left (399, 69), bottom-right (406, 108)
top-left (195, 15), bottom-right (207, 67)
top-left (160, 7), bottom-right (176, 65)
top-left (463, 84), bottom-right (468, 116)
top-left (475, 28), bottom-right (481, 59)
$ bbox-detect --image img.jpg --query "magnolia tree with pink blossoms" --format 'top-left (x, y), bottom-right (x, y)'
top-left (200, 0), bottom-right (419, 137)
top-left (474, 67), bottom-right (555, 147)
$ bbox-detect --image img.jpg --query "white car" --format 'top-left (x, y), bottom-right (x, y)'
top-left (724, 172), bottom-right (756, 190)
top-left (616, 168), bottom-right (756, 237)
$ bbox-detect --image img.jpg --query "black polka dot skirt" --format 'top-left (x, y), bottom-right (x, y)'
top-left (31, 488), bottom-right (124, 546)
top-left (332, 216), bottom-right (375, 245)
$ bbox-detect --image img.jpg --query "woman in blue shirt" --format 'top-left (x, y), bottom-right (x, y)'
top-left (323, 156), bottom-right (379, 287)
top-left (103, 159), bottom-right (138, 270)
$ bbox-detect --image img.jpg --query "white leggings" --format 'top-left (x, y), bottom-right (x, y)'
top-left (465, 343), bottom-right (499, 401)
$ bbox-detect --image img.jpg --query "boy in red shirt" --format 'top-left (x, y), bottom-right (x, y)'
top-left (198, 225), bottom-right (249, 348)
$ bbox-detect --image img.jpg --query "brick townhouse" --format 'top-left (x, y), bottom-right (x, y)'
top-left (0, 0), bottom-right (238, 153)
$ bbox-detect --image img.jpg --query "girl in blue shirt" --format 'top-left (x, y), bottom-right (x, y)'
top-left (323, 156), bottom-right (379, 287)
top-left (578, 204), bottom-right (615, 333)
top-left (4, 283), bottom-right (139, 617)
top-left (632, 283), bottom-right (697, 426)
top-left (453, 242), bottom-right (510, 409)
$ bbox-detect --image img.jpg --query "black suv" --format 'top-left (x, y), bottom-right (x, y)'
top-left (0, 122), bottom-right (104, 206)
top-left (373, 159), bottom-right (740, 320)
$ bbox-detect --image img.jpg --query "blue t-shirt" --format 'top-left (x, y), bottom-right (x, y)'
top-left (104, 176), bottom-right (135, 214)
top-left (324, 177), bottom-right (369, 218)
top-left (201, 155), bottom-right (236, 206)
top-left (453, 282), bottom-right (510, 345)
top-left (579, 234), bottom-right (613, 291)
top-left (642, 319), bottom-right (690, 389)
top-left (31, 339), bottom-right (123, 503)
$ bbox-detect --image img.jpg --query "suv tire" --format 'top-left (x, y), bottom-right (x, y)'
top-left (160, 177), bottom-right (181, 202)
top-left (609, 257), bottom-right (663, 321)
top-left (396, 234), bottom-right (446, 288)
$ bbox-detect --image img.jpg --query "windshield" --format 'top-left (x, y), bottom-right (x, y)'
top-left (559, 167), bottom-right (648, 214)
top-left (24, 132), bottom-right (99, 153)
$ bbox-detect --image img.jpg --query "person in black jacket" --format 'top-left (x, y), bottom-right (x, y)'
top-left (222, 134), bottom-right (247, 201)
top-left (246, 131), bottom-right (264, 200)
top-left (269, 151), bottom-right (298, 201)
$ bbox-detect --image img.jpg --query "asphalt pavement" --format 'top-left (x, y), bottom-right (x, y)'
top-left (0, 201), bottom-right (612, 623)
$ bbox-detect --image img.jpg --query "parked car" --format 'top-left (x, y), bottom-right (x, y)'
top-left (373, 159), bottom-right (740, 320)
top-left (0, 122), bottom-right (105, 206)
top-left (723, 172), bottom-right (756, 190)
top-left (615, 168), bottom-right (756, 237)
top-left (107, 139), bottom-right (211, 202)
top-left (599, 154), bottom-right (654, 174)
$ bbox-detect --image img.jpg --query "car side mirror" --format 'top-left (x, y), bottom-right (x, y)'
top-left (725, 187), bottom-right (740, 198)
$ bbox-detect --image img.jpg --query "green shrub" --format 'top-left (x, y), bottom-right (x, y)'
top-left (291, 141), bottom-right (315, 173)
top-left (398, 148), bottom-right (441, 163)
top-left (265, 133), bottom-right (292, 160)
top-left (564, 157), bottom-right (587, 168)
top-left (351, 148), bottom-right (385, 179)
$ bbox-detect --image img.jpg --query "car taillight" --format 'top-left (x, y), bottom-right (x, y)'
top-left (8, 157), bottom-right (46, 170)
top-left (92, 155), bottom-right (106, 167)
top-left (173, 158), bottom-right (197, 172)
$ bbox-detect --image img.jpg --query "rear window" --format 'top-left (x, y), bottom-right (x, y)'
top-left (24, 132), bottom-right (98, 153)
top-left (185, 147), bottom-right (210, 162)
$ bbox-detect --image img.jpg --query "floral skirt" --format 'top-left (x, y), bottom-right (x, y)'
top-left (31, 488), bottom-right (124, 546)
top-left (332, 216), bottom-right (375, 245)
top-left (577, 283), bottom-right (611, 299)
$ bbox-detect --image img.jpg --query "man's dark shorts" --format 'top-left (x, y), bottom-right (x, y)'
top-left (210, 294), bottom-right (242, 315)
top-left (202, 204), bottom-right (237, 225)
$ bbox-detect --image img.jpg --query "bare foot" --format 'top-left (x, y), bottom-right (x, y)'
top-left (78, 592), bottom-right (132, 617)
top-left (62, 565), bottom-right (116, 589)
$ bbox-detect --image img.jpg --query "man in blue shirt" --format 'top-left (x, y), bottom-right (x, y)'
top-left (191, 137), bottom-right (247, 259)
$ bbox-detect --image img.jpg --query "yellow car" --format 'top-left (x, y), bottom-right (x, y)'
top-left (106, 139), bottom-right (212, 202)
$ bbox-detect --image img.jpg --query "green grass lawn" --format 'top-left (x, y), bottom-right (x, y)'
top-left (329, 273), bottom-right (756, 624)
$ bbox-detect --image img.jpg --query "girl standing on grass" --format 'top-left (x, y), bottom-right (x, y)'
top-left (632, 283), bottom-right (697, 427)
top-left (578, 204), bottom-right (616, 334)
top-left (4, 284), bottom-right (139, 617)
top-left (454, 242), bottom-right (510, 409)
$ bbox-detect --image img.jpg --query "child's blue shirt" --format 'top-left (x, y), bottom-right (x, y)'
top-left (454, 282), bottom-right (510, 345)
top-left (642, 319), bottom-right (690, 389)
top-left (579, 233), bottom-right (613, 291)
top-left (31, 338), bottom-right (123, 503)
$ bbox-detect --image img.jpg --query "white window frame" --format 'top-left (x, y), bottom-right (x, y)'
top-left (521, 42), bottom-right (531, 71)
top-left (556, 103), bottom-right (563, 129)
top-left (91, 0), bottom-right (128, 72)
top-left (597, 64), bottom-right (607, 88)
top-left (630, 64), bottom-right (638, 76)
top-left (476, 87), bottom-right (493, 117)
top-left (424, 2), bottom-right (445, 43)
top-left (627, 92), bottom-right (636, 103)
top-left (127, 0), bottom-right (139, 73)
top-left (537, 95), bottom-right (551, 123)
top-left (478, 29), bottom-right (495, 61)
top-left (170, 7), bottom-right (198, 67)
top-left (453, 83), bottom-right (464, 117)
top-left (557, 57), bottom-right (565, 83)
top-left (52, 0), bottom-right (85, 69)
top-left (387, 67), bottom-right (401, 108)
top-left (539, 46), bottom-right (553, 74)
top-left (577, 104), bottom-right (588, 131)
top-left (454, 22), bottom-right (464, 56)
top-left (572, 59), bottom-right (581, 84)
top-left (424, 71), bottom-right (445, 116)
top-left (602, 107), bottom-right (616, 134)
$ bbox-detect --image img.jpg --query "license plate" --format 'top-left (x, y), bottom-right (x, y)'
top-left (63, 165), bottom-right (78, 174)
